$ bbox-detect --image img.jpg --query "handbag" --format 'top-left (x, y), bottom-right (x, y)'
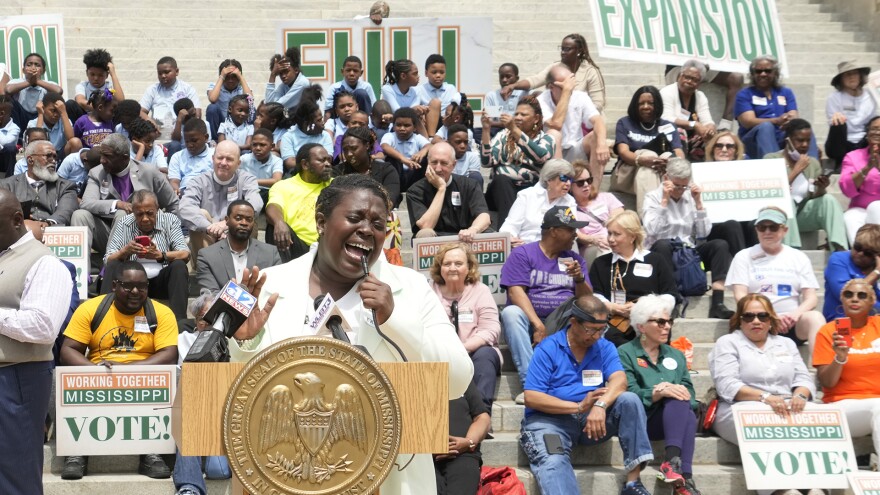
top-left (609, 161), bottom-right (637, 194)
top-left (477, 466), bottom-right (527, 495)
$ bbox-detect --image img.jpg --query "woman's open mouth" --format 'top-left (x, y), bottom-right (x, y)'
top-left (344, 241), bottom-right (373, 260)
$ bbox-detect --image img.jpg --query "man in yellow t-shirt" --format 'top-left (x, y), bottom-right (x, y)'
top-left (265, 143), bottom-right (332, 260)
top-left (59, 260), bottom-right (178, 480)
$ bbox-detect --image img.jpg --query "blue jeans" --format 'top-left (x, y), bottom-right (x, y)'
top-left (741, 121), bottom-right (820, 160)
top-left (500, 305), bottom-right (534, 385)
top-left (519, 392), bottom-right (653, 494)
top-left (173, 451), bottom-right (206, 495)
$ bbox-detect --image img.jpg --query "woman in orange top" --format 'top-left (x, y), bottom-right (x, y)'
top-left (813, 278), bottom-right (880, 457)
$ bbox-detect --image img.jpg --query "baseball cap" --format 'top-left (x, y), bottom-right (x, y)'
top-left (541, 206), bottom-right (589, 230)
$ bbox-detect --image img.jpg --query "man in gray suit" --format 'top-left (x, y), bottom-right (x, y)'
top-left (0, 140), bottom-right (78, 229)
top-left (71, 134), bottom-right (179, 256)
top-left (196, 199), bottom-right (281, 291)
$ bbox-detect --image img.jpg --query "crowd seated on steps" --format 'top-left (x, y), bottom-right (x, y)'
top-left (1, 22), bottom-right (879, 495)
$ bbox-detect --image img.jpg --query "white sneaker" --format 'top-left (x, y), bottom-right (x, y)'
top-left (515, 392), bottom-right (525, 405)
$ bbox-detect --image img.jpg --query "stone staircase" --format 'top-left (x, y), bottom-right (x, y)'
top-left (4, 0), bottom-right (874, 492)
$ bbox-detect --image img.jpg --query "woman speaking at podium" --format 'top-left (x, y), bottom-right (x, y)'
top-left (229, 174), bottom-right (474, 495)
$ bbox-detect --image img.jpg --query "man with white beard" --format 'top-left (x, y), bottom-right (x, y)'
top-left (0, 140), bottom-right (79, 228)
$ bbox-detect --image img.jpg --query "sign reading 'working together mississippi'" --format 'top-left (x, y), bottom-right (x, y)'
top-left (589, 0), bottom-right (788, 75)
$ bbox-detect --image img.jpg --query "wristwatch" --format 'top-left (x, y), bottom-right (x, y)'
top-left (688, 121), bottom-right (696, 129)
top-left (160, 251), bottom-right (167, 263)
top-left (594, 400), bottom-right (607, 410)
top-left (759, 392), bottom-right (771, 403)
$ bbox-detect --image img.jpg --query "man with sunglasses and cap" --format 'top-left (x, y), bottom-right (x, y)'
top-left (822, 223), bottom-right (880, 321)
top-left (500, 205), bottom-right (591, 404)
top-left (519, 294), bottom-right (654, 495)
top-left (725, 206), bottom-right (825, 349)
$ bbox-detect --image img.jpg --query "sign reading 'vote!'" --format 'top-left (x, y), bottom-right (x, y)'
top-left (733, 404), bottom-right (857, 491)
top-left (56, 366), bottom-right (177, 456)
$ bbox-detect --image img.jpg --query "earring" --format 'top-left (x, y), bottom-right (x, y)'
top-left (532, 123), bottom-right (539, 131)
top-left (639, 332), bottom-right (647, 342)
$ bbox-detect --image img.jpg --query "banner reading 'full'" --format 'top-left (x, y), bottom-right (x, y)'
top-left (588, 0), bottom-right (788, 76)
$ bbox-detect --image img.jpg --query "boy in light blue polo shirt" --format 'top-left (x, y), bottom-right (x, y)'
top-left (421, 54), bottom-right (461, 114)
top-left (266, 47), bottom-right (310, 112)
top-left (70, 48), bottom-right (125, 121)
top-left (380, 107), bottom-right (430, 190)
top-left (240, 129), bottom-right (283, 203)
top-left (28, 92), bottom-right (82, 158)
top-left (139, 56), bottom-right (201, 129)
top-left (206, 59), bottom-right (251, 140)
top-left (447, 124), bottom-right (482, 187)
top-left (167, 119), bottom-right (213, 196)
top-left (323, 56), bottom-right (377, 119)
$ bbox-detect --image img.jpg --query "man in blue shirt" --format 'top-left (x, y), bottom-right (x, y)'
top-left (521, 295), bottom-right (654, 495)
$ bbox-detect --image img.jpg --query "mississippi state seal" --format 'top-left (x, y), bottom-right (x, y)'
top-left (223, 337), bottom-right (401, 494)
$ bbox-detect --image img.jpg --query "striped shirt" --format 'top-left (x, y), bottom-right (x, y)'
top-left (104, 211), bottom-right (189, 263)
top-left (481, 129), bottom-right (555, 184)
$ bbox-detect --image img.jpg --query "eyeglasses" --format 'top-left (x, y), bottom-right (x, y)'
top-left (573, 177), bottom-right (594, 187)
top-left (756, 223), bottom-right (782, 233)
top-left (648, 318), bottom-right (675, 327)
top-left (741, 312), bottom-right (771, 323)
top-left (31, 152), bottom-right (57, 161)
top-left (843, 290), bottom-right (870, 300)
top-left (753, 68), bottom-right (775, 74)
top-left (679, 74), bottom-right (701, 83)
top-left (577, 320), bottom-right (604, 336)
top-left (853, 242), bottom-right (878, 258)
top-left (671, 183), bottom-right (690, 191)
top-left (115, 281), bottom-right (149, 293)
top-left (558, 45), bottom-right (575, 52)
top-left (714, 143), bottom-right (736, 150)
top-left (866, 127), bottom-right (880, 135)
top-left (557, 174), bottom-right (572, 182)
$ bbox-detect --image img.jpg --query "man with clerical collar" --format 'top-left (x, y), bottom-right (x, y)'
top-left (405, 141), bottom-right (491, 240)
top-left (197, 199), bottom-right (282, 291)
top-left (0, 139), bottom-right (78, 229)
top-left (102, 190), bottom-right (190, 320)
top-left (0, 190), bottom-right (73, 495)
top-left (180, 140), bottom-right (263, 263)
top-left (72, 134), bottom-right (179, 256)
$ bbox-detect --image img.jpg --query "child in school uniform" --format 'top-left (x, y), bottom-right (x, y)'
top-left (266, 47), bottom-right (310, 112)
top-left (370, 100), bottom-right (393, 144)
top-left (4, 53), bottom-right (63, 136)
top-left (484, 63), bottom-right (525, 137)
top-left (73, 89), bottom-right (116, 149)
top-left (434, 98), bottom-right (475, 149)
top-left (380, 107), bottom-right (431, 191)
top-left (217, 94), bottom-right (254, 151)
top-left (279, 86), bottom-right (332, 173)
top-left (128, 118), bottom-right (167, 171)
top-left (325, 91), bottom-right (358, 143)
top-left (0, 95), bottom-right (21, 176)
top-left (206, 59), bottom-right (252, 141)
top-left (68, 48), bottom-right (125, 122)
top-left (139, 56), bottom-right (200, 140)
top-left (254, 102), bottom-right (289, 153)
top-left (29, 92), bottom-right (83, 159)
top-left (239, 128), bottom-right (283, 204)
top-left (113, 99), bottom-right (142, 138)
top-left (421, 54), bottom-right (461, 115)
top-left (167, 119), bottom-right (213, 197)
top-left (324, 56), bottom-right (376, 120)
top-left (447, 123), bottom-right (482, 187)
top-left (167, 98), bottom-right (202, 158)
top-left (334, 111), bottom-right (383, 162)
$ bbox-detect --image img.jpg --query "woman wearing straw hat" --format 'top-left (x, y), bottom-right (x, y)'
top-left (825, 60), bottom-right (877, 168)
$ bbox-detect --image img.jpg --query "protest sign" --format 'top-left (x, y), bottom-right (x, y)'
top-left (733, 403), bottom-right (857, 490)
top-left (412, 232), bottom-right (511, 304)
top-left (848, 471), bottom-right (880, 495)
top-left (277, 17), bottom-right (492, 111)
top-left (43, 226), bottom-right (89, 301)
top-left (589, 0), bottom-right (788, 76)
top-left (691, 158), bottom-right (793, 222)
top-left (56, 365), bottom-right (177, 456)
top-left (0, 14), bottom-right (66, 86)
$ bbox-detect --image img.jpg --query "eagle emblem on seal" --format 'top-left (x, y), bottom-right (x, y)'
top-left (258, 372), bottom-right (367, 483)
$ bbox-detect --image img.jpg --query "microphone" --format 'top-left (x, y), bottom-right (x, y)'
top-left (311, 294), bottom-right (351, 343)
top-left (360, 255), bottom-right (407, 362)
top-left (184, 280), bottom-right (258, 362)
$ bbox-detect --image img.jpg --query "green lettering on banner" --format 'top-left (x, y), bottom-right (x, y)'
top-left (619, 0), bottom-right (645, 50)
top-left (774, 451), bottom-right (798, 475)
top-left (732, 0), bottom-right (757, 61)
top-left (679, 0), bottom-right (704, 56)
top-left (365, 30), bottom-right (383, 100)
top-left (720, 0), bottom-right (738, 60)
top-left (391, 29), bottom-right (409, 62)
top-left (8, 26), bottom-right (32, 79)
top-left (660, 0), bottom-right (684, 54)
top-left (333, 30), bottom-right (351, 84)
top-left (754, 0), bottom-right (778, 57)
top-left (476, 251), bottom-right (505, 265)
top-left (596, 0), bottom-right (622, 47)
top-left (637, 0), bottom-right (658, 50)
top-left (419, 257), bottom-right (434, 270)
top-left (65, 417), bottom-right (87, 442)
top-left (0, 29), bottom-right (6, 72)
top-left (32, 26), bottom-right (59, 84)
top-left (50, 245), bottom-right (82, 258)
top-left (700, 0), bottom-right (726, 58)
top-left (440, 28), bottom-right (458, 86)
top-left (90, 416), bottom-right (115, 441)
top-left (286, 31), bottom-right (328, 79)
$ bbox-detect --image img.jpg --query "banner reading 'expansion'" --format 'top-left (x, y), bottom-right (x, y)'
top-left (0, 14), bottom-right (66, 86)
top-left (589, 0), bottom-right (788, 75)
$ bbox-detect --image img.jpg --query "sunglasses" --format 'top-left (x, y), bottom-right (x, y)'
top-left (741, 312), bottom-right (771, 323)
top-left (853, 242), bottom-right (878, 258)
top-left (648, 318), bottom-right (675, 327)
top-left (714, 143), bottom-right (736, 150)
top-left (753, 68), bottom-right (775, 74)
top-left (557, 174), bottom-right (572, 182)
top-left (115, 281), bottom-right (149, 293)
top-left (756, 223), bottom-right (782, 233)
top-left (573, 177), bottom-right (594, 187)
top-left (842, 290), bottom-right (870, 300)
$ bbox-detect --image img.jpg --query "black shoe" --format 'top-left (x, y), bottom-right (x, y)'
top-left (138, 453), bottom-right (171, 479)
top-left (61, 456), bottom-right (88, 480)
top-left (708, 304), bottom-right (734, 320)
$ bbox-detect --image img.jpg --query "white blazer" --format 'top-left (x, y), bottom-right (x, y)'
top-left (228, 247), bottom-right (474, 495)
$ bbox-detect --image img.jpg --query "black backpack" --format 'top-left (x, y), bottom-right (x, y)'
top-left (90, 293), bottom-right (158, 334)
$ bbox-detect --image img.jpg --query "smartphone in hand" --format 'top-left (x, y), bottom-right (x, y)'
top-left (836, 317), bottom-right (852, 347)
top-left (134, 236), bottom-right (151, 247)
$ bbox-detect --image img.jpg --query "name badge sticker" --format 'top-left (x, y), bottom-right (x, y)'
top-left (134, 316), bottom-right (151, 334)
top-left (752, 95), bottom-right (768, 106)
top-left (777, 95), bottom-right (787, 106)
top-left (451, 191), bottom-right (461, 206)
top-left (611, 290), bottom-right (627, 305)
top-left (458, 310), bottom-right (475, 324)
top-left (633, 263), bottom-right (653, 278)
top-left (662, 357), bottom-right (678, 370)
top-left (589, 204), bottom-right (609, 218)
top-left (659, 123), bottom-right (675, 134)
top-left (558, 257), bottom-right (574, 272)
top-left (227, 185), bottom-right (239, 202)
top-left (582, 370), bottom-right (603, 387)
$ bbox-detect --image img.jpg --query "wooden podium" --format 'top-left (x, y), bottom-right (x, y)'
top-left (172, 361), bottom-right (449, 494)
